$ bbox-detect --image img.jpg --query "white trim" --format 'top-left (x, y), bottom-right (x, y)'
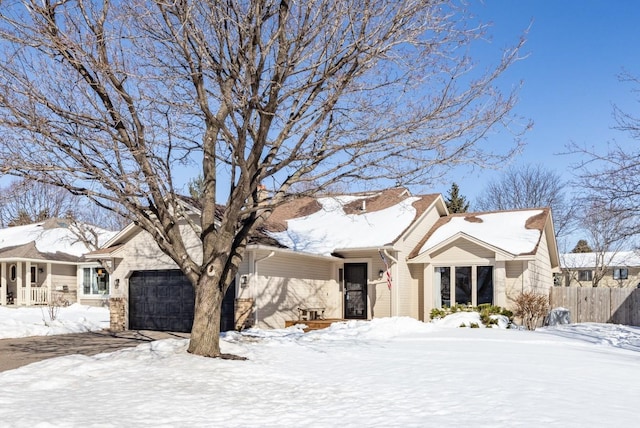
top-left (246, 244), bottom-right (343, 262)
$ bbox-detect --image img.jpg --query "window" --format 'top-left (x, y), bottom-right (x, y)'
top-left (83, 267), bottom-right (109, 295)
top-left (30, 266), bottom-right (37, 284)
top-left (434, 265), bottom-right (493, 307)
top-left (578, 270), bottom-right (592, 282)
top-left (9, 264), bottom-right (16, 282)
top-left (435, 267), bottom-right (451, 307)
top-left (613, 268), bottom-right (628, 280)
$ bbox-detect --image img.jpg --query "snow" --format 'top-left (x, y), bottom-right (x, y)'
top-left (419, 210), bottom-right (544, 255)
top-left (0, 221), bottom-right (117, 257)
top-left (0, 304), bottom-right (109, 339)
top-left (561, 250), bottom-right (640, 268)
top-left (268, 195), bottom-right (420, 255)
top-left (2, 310), bottom-right (640, 426)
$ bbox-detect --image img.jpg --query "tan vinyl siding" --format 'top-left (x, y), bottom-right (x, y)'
top-left (430, 239), bottom-right (494, 263)
top-left (394, 203), bottom-right (444, 318)
top-left (51, 264), bottom-right (77, 291)
top-left (246, 251), bottom-right (340, 328)
top-left (254, 276), bottom-right (340, 329)
top-left (564, 266), bottom-right (640, 288)
top-left (339, 250), bottom-right (392, 319)
top-left (257, 252), bottom-right (332, 280)
top-left (531, 230), bottom-right (553, 293)
top-left (505, 260), bottom-right (525, 309)
top-left (409, 264), bottom-right (424, 320)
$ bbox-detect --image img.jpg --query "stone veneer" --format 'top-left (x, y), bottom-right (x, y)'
top-left (109, 297), bottom-right (126, 332)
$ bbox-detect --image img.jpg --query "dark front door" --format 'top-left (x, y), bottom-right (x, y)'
top-left (344, 263), bottom-right (368, 319)
top-left (129, 270), bottom-right (236, 333)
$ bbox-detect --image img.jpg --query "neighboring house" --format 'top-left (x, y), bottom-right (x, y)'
top-left (92, 188), bottom-right (560, 332)
top-left (0, 218), bottom-right (117, 307)
top-left (560, 251), bottom-right (640, 288)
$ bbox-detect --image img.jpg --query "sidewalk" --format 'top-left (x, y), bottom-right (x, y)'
top-left (0, 330), bottom-right (189, 372)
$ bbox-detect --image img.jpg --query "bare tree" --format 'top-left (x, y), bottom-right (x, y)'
top-left (0, 1), bottom-right (527, 357)
top-left (0, 178), bottom-right (126, 230)
top-left (578, 201), bottom-right (631, 287)
top-left (475, 164), bottom-right (575, 238)
top-left (0, 179), bottom-right (77, 227)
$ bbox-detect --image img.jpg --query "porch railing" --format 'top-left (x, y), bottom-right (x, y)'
top-left (20, 287), bottom-right (49, 305)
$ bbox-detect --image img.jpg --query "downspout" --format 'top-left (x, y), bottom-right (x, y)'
top-left (253, 251), bottom-right (275, 327)
top-left (382, 249), bottom-right (398, 316)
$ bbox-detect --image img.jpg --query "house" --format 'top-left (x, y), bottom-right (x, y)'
top-left (560, 251), bottom-right (640, 288)
top-left (0, 218), bottom-right (116, 306)
top-left (94, 188), bottom-right (560, 332)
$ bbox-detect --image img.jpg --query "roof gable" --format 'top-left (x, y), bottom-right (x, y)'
top-left (410, 208), bottom-right (549, 259)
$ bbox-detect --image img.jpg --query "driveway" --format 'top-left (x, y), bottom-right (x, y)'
top-left (0, 330), bottom-right (190, 372)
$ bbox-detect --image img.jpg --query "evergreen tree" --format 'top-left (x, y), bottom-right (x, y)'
top-left (445, 183), bottom-right (469, 213)
top-left (571, 239), bottom-right (593, 253)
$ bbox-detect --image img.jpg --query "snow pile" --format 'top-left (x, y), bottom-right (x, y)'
top-left (2, 310), bottom-right (640, 426)
top-left (420, 210), bottom-right (543, 255)
top-left (0, 220), bottom-right (117, 257)
top-left (268, 195), bottom-right (420, 255)
top-left (0, 304), bottom-right (109, 339)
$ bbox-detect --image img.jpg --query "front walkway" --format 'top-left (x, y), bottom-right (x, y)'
top-left (0, 330), bottom-right (189, 372)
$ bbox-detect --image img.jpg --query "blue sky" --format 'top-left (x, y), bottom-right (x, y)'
top-left (436, 0), bottom-right (640, 205)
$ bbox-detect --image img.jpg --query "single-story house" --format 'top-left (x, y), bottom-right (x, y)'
top-left (559, 251), bottom-right (640, 288)
top-left (0, 218), bottom-right (116, 306)
top-left (92, 188), bottom-right (560, 332)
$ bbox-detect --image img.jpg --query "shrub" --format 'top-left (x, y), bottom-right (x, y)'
top-left (430, 303), bottom-right (514, 328)
top-left (513, 291), bottom-right (549, 330)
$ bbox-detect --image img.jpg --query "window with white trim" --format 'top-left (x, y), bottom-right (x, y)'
top-left (83, 267), bottom-right (109, 295)
top-left (9, 264), bottom-right (16, 282)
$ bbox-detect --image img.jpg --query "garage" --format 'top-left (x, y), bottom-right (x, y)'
top-left (129, 270), bottom-right (236, 333)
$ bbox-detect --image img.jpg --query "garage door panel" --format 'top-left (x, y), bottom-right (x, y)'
top-left (129, 269), bottom-right (234, 333)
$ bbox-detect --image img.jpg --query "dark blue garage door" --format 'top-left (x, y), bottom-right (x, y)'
top-left (129, 270), bottom-right (235, 333)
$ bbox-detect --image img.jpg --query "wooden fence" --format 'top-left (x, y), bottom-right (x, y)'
top-left (549, 287), bottom-right (640, 326)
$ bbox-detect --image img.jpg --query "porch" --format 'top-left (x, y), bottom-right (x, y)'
top-left (284, 318), bottom-right (348, 332)
top-left (0, 260), bottom-right (70, 306)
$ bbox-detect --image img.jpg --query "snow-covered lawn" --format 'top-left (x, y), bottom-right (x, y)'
top-left (1, 309), bottom-right (639, 427)
top-left (0, 304), bottom-right (110, 339)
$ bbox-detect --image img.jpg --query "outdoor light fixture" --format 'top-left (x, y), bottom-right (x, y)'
top-left (240, 275), bottom-right (249, 287)
top-left (114, 279), bottom-right (120, 289)
top-left (378, 269), bottom-right (384, 279)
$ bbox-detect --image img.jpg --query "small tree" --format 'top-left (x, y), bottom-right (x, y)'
top-left (571, 239), bottom-right (592, 253)
top-left (513, 291), bottom-right (549, 330)
top-left (445, 183), bottom-right (470, 213)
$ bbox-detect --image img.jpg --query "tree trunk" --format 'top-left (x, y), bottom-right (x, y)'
top-left (188, 275), bottom-right (224, 357)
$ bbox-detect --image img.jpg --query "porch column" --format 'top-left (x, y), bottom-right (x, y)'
top-left (46, 262), bottom-right (52, 304)
top-left (76, 265), bottom-right (83, 304)
top-left (25, 261), bottom-right (31, 306)
top-left (422, 263), bottom-right (433, 321)
top-left (494, 261), bottom-right (506, 308)
top-left (16, 262), bottom-right (22, 305)
top-left (0, 263), bottom-right (5, 305)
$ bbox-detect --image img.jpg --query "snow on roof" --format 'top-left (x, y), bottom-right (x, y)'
top-left (266, 193), bottom-right (422, 255)
top-left (418, 209), bottom-right (545, 256)
top-left (561, 251), bottom-right (640, 268)
top-left (0, 219), bottom-right (117, 258)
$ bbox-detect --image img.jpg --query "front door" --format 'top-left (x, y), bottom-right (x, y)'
top-left (344, 263), bottom-right (368, 319)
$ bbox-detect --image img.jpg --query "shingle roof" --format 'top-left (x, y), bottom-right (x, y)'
top-left (409, 208), bottom-right (550, 259)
